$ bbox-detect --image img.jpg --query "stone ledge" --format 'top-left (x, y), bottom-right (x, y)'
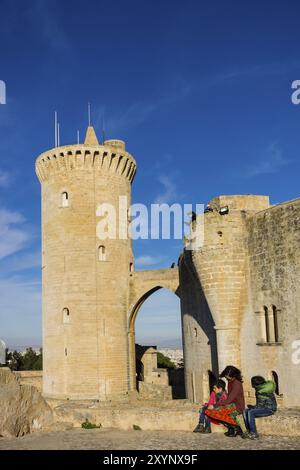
top-left (50, 400), bottom-right (300, 437)
top-left (256, 409), bottom-right (300, 436)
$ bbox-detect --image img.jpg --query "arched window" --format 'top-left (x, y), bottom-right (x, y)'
top-left (272, 305), bottom-right (279, 342)
top-left (98, 245), bottom-right (106, 261)
top-left (63, 308), bottom-right (70, 324)
top-left (129, 262), bottom-right (134, 272)
top-left (264, 306), bottom-right (270, 343)
top-left (271, 370), bottom-right (280, 395)
top-left (62, 192), bottom-right (69, 207)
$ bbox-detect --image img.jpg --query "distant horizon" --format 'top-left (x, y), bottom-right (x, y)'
top-left (3, 337), bottom-right (183, 352)
top-left (1, 1), bottom-right (300, 348)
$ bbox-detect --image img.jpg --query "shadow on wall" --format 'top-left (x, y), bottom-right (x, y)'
top-left (168, 368), bottom-right (186, 399)
top-left (181, 250), bottom-right (219, 379)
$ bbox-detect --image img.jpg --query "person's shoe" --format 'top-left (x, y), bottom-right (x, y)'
top-left (193, 423), bottom-right (205, 433)
top-left (224, 427), bottom-right (236, 437)
top-left (204, 425), bottom-right (212, 433)
top-left (241, 431), bottom-right (259, 440)
top-left (234, 427), bottom-right (243, 437)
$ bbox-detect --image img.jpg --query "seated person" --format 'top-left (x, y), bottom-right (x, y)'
top-left (205, 365), bottom-right (246, 437)
top-left (194, 379), bottom-right (227, 433)
top-left (242, 376), bottom-right (277, 440)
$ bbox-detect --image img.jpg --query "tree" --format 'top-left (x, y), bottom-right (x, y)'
top-left (22, 348), bottom-right (43, 370)
top-left (157, 352), bottom-right (176, 369)
top-left (6, 348), bottom-right (43, 371)
top-left (6, 350), bottom-right (24, 371)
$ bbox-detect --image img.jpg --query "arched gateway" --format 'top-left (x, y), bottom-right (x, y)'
top-left (128, 268), bottom-right (180, 391)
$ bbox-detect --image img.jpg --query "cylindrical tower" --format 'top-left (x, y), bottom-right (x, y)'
top-left (36, 127), bottom-right (136, 400)
top-left (180, 195), bottom-right (270, 402)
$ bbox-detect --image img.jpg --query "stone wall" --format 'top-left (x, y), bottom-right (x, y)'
top-left (180, 194), bottom-right (300, 408)
top-left (241, 197), bottom-right (300, 406)
top-left (180, 195), bottom-right (270, 403)
top-left (14, 371), bottom-right (43, 392)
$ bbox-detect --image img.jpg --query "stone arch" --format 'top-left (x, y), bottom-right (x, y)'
top-left (127, 268), bottom-right (180, 392)
top-left (129, 285), bottom-right (180, 332)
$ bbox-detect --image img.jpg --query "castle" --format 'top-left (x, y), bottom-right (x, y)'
top-left (36, 127), bottom-right (300, 407)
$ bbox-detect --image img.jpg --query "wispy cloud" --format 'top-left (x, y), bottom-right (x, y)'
top-left (155, 175), bottom-right (178, 204)
top-left (0, 209), bottom-right (30, 259)
top-left (243, 142), bottom-right (291, 178)
top-left (0, 169), bottom-right (10, 188)
top-left (210, 60), bottom-right (300, 87)
top-left (0, 277), bottom-right (41, 346)
top-left (97, 78), bottom-right (193, 135)
top-left (26, 0), bottom-right (70, 53)
top-left (0, 250), bottom-right (40, 273)
top-left (96, 60), bottom-right (300, 136)
top-left (135, 255), bottom-right (165, 267)
top-left (106, 102), bottom-right (158, 135)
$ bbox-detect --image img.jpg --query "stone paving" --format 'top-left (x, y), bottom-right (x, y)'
top-left (0, 429), bottom-right (300, 450)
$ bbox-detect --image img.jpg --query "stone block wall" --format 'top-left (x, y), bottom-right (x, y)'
top-left (241, 198), bottom-right (300, 406)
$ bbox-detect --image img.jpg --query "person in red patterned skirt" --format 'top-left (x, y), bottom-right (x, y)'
top-left (205, 365), bottom-right (247, 437)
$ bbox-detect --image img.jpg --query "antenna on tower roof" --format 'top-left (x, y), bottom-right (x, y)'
top-left (88, 102), bottom-right (91, 126)
top-left (77, 130), bottom-right (80, 144)
top-left (54, 111), bottom-right (58, 147)
top-left (57, 122), bottom-right (60, 147)
top-left (102, 111), bottom-right (105, 144)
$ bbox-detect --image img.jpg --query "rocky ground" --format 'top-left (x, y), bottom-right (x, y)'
top-left (0, 429), bottom-right (300, 450)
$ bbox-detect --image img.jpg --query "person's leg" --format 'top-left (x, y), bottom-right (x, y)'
top-left (193, 406), bottom-right (207, 432)
top-left (247, 408), bottom-right (274, 436)
top-left (224, 426), bottom-right (236, 437)
top-left (234, 413), bottom-right (247, 434)
top-left (243, 409), bottom-right (250, 431)
top-left (199, 406), bottom-right (207, 425)
top-left (204, 415), bottom-right (212, 433)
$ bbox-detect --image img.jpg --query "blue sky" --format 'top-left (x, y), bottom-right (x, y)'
top-left (0, 0), bottom-right (300, 349)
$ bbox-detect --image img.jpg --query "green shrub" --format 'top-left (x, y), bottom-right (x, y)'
top-left (133, 424), bottom-right (142, 430)
top-left (81, 419), bottom-right (101, 429)
top-left (157, 352), bottom-right (175, 369)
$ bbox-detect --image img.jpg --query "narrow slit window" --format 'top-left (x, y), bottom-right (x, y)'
top-left (62, 192), bottom-right (69, 207)
top-left (264, 306), bottom-right (270, 343)
top-left (98, 245), bottom-right (106, 261)
top-left (272, 305), bottom-right (279, 342)
top-left (63, 308), bottom-right (70, 324)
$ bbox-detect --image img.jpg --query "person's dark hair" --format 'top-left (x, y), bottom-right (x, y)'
top-left (215, 379), bottom-right (226, 391)
top-left (251, 376), bottom-right (266, 388)
top-left (220, 365), bottom-right (243, 383)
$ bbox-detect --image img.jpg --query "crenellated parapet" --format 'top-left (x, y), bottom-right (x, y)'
top-left (35, 141), bottom-right (137, 184)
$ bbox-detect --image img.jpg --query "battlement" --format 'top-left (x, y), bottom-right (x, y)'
top-left (35, 143), bottom-right (137, 183)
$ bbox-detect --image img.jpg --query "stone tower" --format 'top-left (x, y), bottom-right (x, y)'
top-left (36, 127), bottom-right (136, 400)
top-left (180, 195), bottom-right (270, 403)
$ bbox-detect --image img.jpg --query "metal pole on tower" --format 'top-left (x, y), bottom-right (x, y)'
top-left (77, 130), bottom-right (80, 144)
top-left (54, 111), bottom-right (57, 147)
top-left (57, 122), bottom-right (60, 147)
top-left (102, 112), bottom-right (105, 144)
top-left (88, 102), bottom-right (91, 127)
